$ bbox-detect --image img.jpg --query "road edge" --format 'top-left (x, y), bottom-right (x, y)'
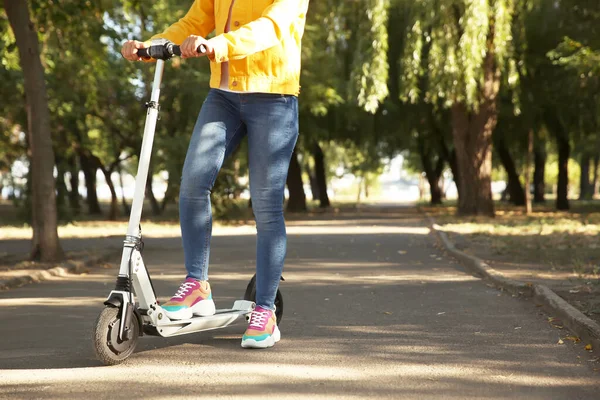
top-left (0, 249), bottom-right (119, 291)
top-left (424, 212), bottom-right (600, 355)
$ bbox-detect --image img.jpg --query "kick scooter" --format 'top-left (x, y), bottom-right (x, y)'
top-left (92, 41), bottom-right (283, 366)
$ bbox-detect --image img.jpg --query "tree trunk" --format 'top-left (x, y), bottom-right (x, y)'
top-left (439, 139), bottom-right (460, 199)
top-left (5, 0), bottom-right (63, 261)
top-left (544, 107), bottom-right (570, 210)
top-left (593, 154), bottom-right (599, 197)
top-left (146, 163), bottom-right (161, 216)
top-left (308, 170), bottom-right (319, 202)
top-left (286, 148), bottom-right (307, 212)
top-left (418, 174), bottom-right (425, 201)
top-left (418, 139), bottom-right (444, 205)
top-left (447, 149), bottom-right (460, 199)
top-left (525, 129), bottom-right (533, 215)
top-left (80, 153), bottom-right (102, 215)
top-left (431, 156), bottom-right (445, 205)
top-left (356, 177), bottom-right (363, 204)
top-left (67, 155), bottom-right (80, 215)
top-left (161, 167), bottom-right (181, 213)
top-left (313, 143), bottom-right (330, 208)
top-left (494, 135), bottom-right (525, 206)
top-left (556, 135), bottom-right (570, 210)
top-left (427, 174), bottom-right (443, 205)
top-left (55, 157), bottom-right (68, 211)
top-left (451, 102), bottom-right (496, 216)
top-left (99, 165), bottom-right (118, 221)
top-left (160, 178), bottom-right (173, 213)
top-left (117, 164), bottom-right (130, 215)
top-left (533, 146), bottom-right (546, 203)
top-left (579, 153), bottom-right (592, 200)
top-left (450, 47), bottom-right (499, 216)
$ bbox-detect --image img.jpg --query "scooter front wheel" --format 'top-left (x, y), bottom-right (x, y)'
top-left (92, 306), bottom-right (139, 365)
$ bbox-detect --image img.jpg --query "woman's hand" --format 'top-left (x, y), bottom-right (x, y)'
top-left (181, 35), bottom-right (213, 58)
top-left (121, 40), bottom-right (146, 61)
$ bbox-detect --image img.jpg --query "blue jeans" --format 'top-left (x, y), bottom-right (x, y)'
top-left (179, 89), bottom-right (299, 310)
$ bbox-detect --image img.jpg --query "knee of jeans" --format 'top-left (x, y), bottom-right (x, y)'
top-left (253, 209), bottom-right (284, 228)
top-left (252, 199), bottom-right (284, 227)
top-left (179, 180), bottom-right (212, 200)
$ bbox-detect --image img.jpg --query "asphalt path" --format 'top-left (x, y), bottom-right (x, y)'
top-left (1, 208), bottom-right (598, 399)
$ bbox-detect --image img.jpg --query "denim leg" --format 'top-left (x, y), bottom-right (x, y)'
top-left (243, 94), bottom-right (299, 310)
top-left (180, 90), bottom-right (246, 281)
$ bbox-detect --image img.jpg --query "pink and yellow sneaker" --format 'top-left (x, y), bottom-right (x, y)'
top-left (241, 306), bottom-right (280, 349)
top-left (162, 278), bottom-right (216, 320)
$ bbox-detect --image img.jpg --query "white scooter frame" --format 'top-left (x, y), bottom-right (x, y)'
top-left (104, 56), bottom-right (253, 339)
top-left (93, 43), bottom-right (275, 365)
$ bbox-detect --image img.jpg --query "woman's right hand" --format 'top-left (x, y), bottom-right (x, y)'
top-left (121, 40), bottom-right (146, 61)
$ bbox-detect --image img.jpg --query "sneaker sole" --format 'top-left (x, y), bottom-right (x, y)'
top-left (163, 307), bottom-right (193, 320)
top-left (241, 326), bottom-right (281, 349)
top-left (164, 300), bottom-right (216, 320)
top-left (192, 299), bottom-right (216, 317)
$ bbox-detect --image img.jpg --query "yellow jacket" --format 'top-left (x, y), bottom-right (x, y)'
top-left (149, 0), bottom-right (309, 95)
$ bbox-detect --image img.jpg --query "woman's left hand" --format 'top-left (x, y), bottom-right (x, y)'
top-left (181, 35), bottom-right (213, 58)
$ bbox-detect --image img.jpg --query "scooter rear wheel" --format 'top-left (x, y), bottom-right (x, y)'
top-left (92, 306), bottom-right (139, 365)
top-left (243, 274), bottom-right (284, 324)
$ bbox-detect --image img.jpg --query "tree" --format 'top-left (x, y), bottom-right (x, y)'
top-left (533, 144), bottom-right (546, 203)
top-left (286, 148), bottom-right (307, 212)
top-left (398, 0), bottom-right (522, 216)
top-left (536, 1), bottom-right (600, 209)
top-left (4, 0), bottom-right (63, 261)
top-left (312, 142), bottom-right (331, 207)
top-left (493, 112), bottom-right (526, 206)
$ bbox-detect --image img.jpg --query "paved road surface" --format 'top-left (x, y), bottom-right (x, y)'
top-left (1, 208), bottom-right (598, 399)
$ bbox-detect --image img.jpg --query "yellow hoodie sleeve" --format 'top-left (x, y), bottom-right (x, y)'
top-left (149, 0), bottom-right (216, 45)
top-left (208, 0), bottom-right (309, 63)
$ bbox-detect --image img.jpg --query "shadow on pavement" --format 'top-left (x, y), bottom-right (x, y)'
top-left (0, 209), bottom-right (598, 399)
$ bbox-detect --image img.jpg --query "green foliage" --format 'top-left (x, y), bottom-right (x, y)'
top-left (349, 0), bottom-right (390, 113)
top-left (2, 0), bottom-right (600, 222)
top-left (0, 12), bottom-right (26, 176)
top-left (398, 0), bottom-right (518, 110)
top-left (548, 38), bottom-right (600, 76)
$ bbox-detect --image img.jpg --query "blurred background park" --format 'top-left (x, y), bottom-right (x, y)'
top-left (1, 0), bottom-right (599, 314)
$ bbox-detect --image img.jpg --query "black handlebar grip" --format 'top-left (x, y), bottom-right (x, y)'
top-left (134, 43), bottom-right (206, 60)
top-left (171, 45), bottom-right (207, 56)
top-left (136, 47), bottom-right (150, 59)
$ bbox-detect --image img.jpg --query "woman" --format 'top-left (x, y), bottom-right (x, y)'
top-left (121, 0), bottom-right (309, 349)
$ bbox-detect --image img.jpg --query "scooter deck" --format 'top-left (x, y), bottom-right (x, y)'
top-left (145, 300), bottom-right (254, 337)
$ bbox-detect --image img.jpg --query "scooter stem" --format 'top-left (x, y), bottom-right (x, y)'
top-left (126, 60), bottom-right (165, 237)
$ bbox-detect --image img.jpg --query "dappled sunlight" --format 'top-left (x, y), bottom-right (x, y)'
top-left (1, 221), bottom-right (183, 240)
top-left (1, 206), bottom-right (598, 398)
top-left (323, 325), bottom-right (435, 338)
top-left (355, 273), bottom-right (477, 282)
top-left (440, 223), bottom-right (600, 238)
top-left (214, 224), bottom-right (430, 236)
top-left (286, 218), bottom-right (423, 227)
top-left (1, 219), bottom-right (429, 241)
top-left (280, 271), bottom-right (477, 284)
top-left (2, 359), bottom-right (596, 389)
top-left (0, 296), bottom-right (101, 307)
top-left (286, 225), bottom-right (430, 235)
top-left (488, 267), bottom-right (577, 282)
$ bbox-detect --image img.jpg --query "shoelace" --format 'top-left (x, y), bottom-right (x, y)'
top-left (248, 310), bottom-right (270, 330)
top-left (172, 282), bottom-right (196, 299)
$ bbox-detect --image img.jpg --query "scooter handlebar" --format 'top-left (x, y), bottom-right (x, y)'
top-left (136, 42), bottom-right (206, 60)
